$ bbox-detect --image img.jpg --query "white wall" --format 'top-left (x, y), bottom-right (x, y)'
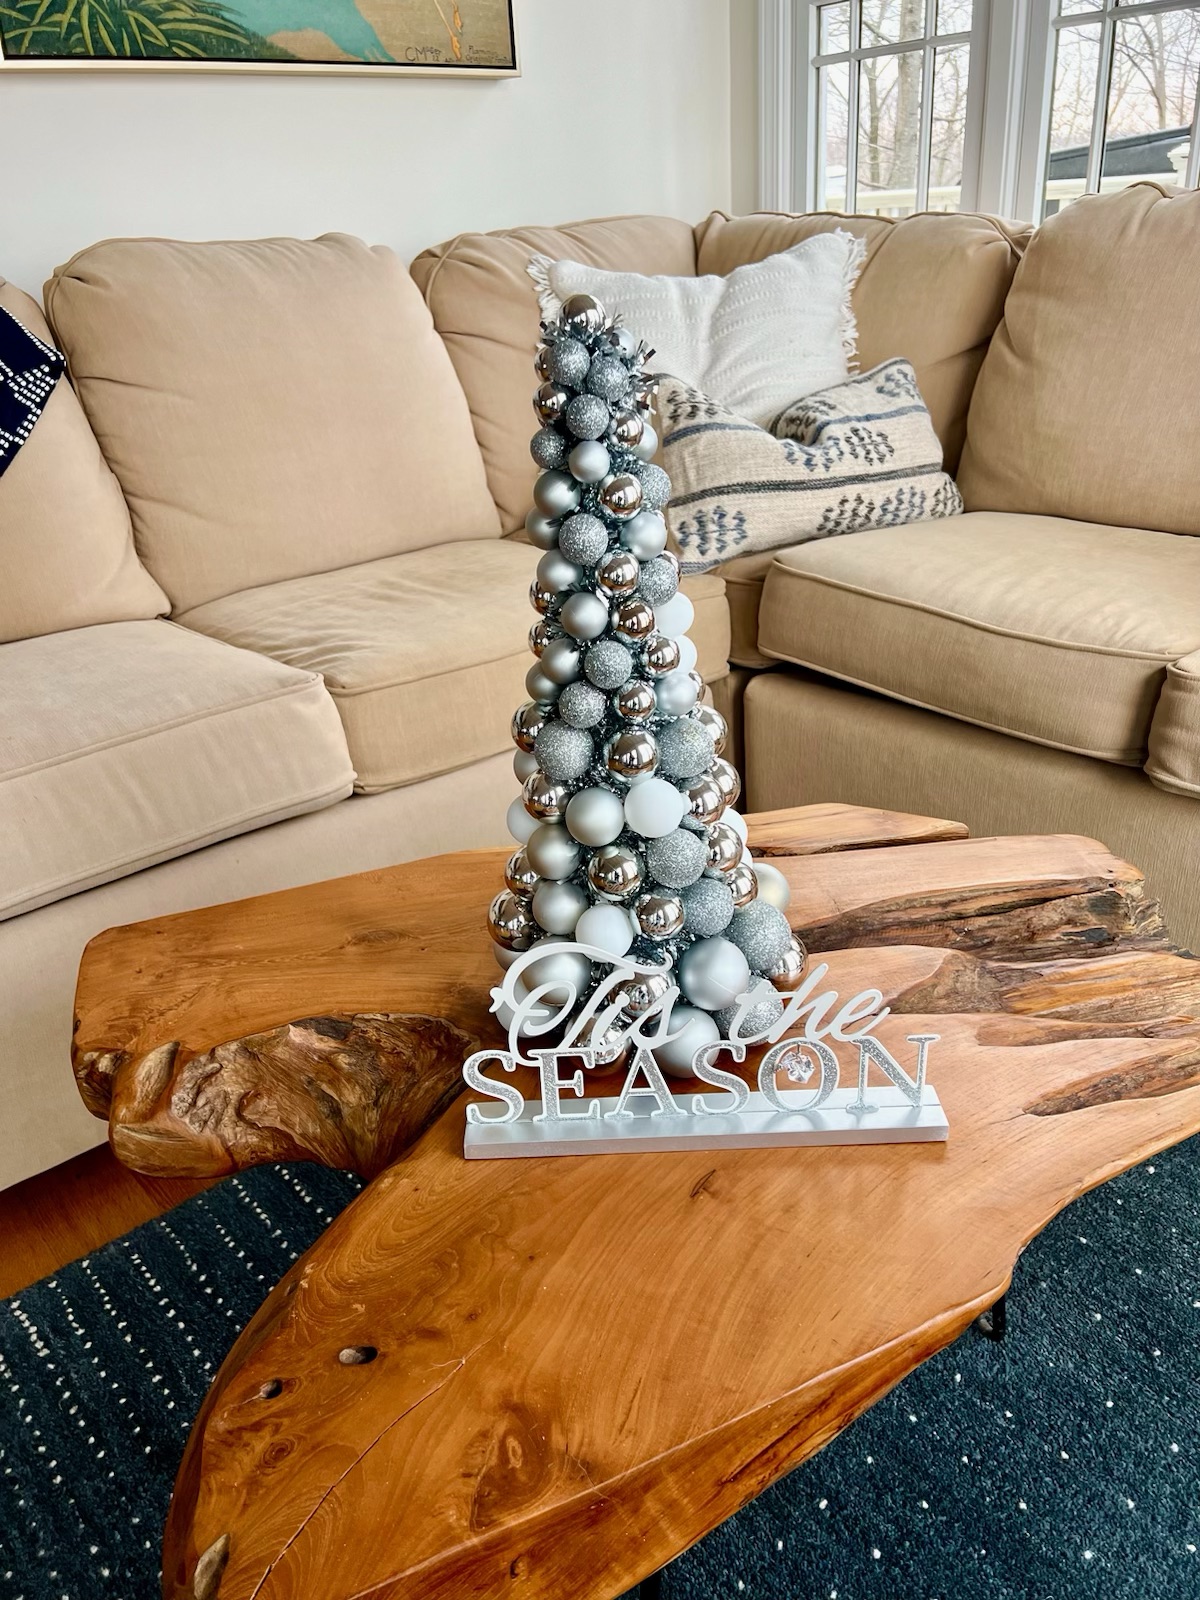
top-left (729, 0), bottom-right (760, 214)
top-left (0, 0), bottom-right (733, 294)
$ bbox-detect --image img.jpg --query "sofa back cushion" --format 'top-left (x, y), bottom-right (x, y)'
top-left (695, 210), bottom-right (1031, 474)
top-left (45, 234), bottom-right (500, 614)
top-left (0, 278), bottom-right (166, 644)
top-left (957, 184), bottom-right (1200, 535)
top-left (410, 215), bottom-right (698, 533)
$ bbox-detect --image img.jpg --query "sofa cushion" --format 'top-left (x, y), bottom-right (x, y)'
top-left (0, 621), bottom-right (354, 920)
top-left (45, 234), bottom-right (500, 614)
top-left (1148, 649), bottom-right (1200, 800)
top-left (411, 215), bottom-right (698, 534)
top-left (0, 279), bottom-right (167, 645)
top-left (757, 513), bottom-right (1200, 764)
top-left (178, 541), bottom-right (731, 793)
top-left (958, 184), bottom-right (1200, 536)
top-left (694, 210), bottom-right (1031, 475)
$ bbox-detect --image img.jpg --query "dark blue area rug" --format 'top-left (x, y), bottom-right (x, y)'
top-left (1, 1141), bottom-right (1197, 1600)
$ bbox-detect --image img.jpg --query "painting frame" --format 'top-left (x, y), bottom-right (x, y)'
top-left (0, 0), bottom-right (519, 74)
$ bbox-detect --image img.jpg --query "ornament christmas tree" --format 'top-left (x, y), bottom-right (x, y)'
top-left (488, 292), bottom-right (806, 1077)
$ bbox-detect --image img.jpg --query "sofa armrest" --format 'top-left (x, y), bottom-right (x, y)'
top-left (1148, 649), bottom-right (1200, 799)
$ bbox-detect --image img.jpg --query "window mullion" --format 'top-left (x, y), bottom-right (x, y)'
top-left (916, 41), bottom-right (935, 210)
top-left (845, 0), bottom-right (861, 210)
top-left (1187, 55), bottom-right (1200, 189)
top-left (1084, 14), bottom-right (1115, 194)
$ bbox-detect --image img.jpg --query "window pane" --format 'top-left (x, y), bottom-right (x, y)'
top-left (935, 0), bottom-right (974, 34)
top-left (929, 42), bottom-right (970, 210)
top-left (1058, 0), bottom-right (1099, 16)
top-left (857, 50), bottom-right (923, 215)
top-left (819, 1), bottom-right (851, 54)
top-left (1102, 12), bottom-right (1200, 184)
top-left (860, 0), bottom-right (927, 48)
top-left (1043, 22), bottom-right (1102, 216)
top-left (817, 60), bottom-right (852, 210)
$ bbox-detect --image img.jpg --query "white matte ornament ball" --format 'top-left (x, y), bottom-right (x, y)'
top-left (524, 509), bottom-right (562, 549)
top-left (725, 807), bottom-right (749, 842)
top-left (525, 664), bottom-right (560, 704)
top-left (655, 669), bottom-right (700, 716)
top-left (539, 635), bottom-right (583, 685)
top-left (518, 940), bottom-right (594, 1006)
top-left (537, 548), bottom-right (583, 594)
top-left (575, 902), bottom-right (637, 958)
top-left (655, 592), bottom-right (695, 639)
top-left (565, 786), bottom-right (626, 846)
top-left (623, 776), bottom-right (687, 838)
top-left (675, 636), bottom-right (699, 674)
top-left (653, 1003), bottom-right (721, 1080)
top-left (532, 879), bottom-right (589, 936)
top-left (753, 861), bottom-right (792, 911)
top-left (507, 796), bottom-right (539, 844)
top-left (621, 511), bottom-right (669, 559)
top-left (678, 936), bottom-right (753, 1012)
top-left (633, 424), bottom-right (659, 462)
top-left (533, 470), bottom-right (581, 519)
top-left (514, 748), bottom-right (539, 783)
top-left (560, 591), bottom-right (610, 641)
top-left (525, 823), bottom-right (582, 881)
top-left (568, 440), bottom-right (611, 484)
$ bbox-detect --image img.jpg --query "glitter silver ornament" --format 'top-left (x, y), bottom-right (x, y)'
top-left (587, 353), bottom-right (632, 402)
top-left (529, 579), bottom-right (556, 616)
top-left (693, 704), bottom-right (728, 754)
top-left (565, 393), bottom-right (611, 441)
top-left (525, 823), bottom-right (582, 881)
top-left (609, 409), bottom-right (646, 448)
top-left (658, 719), bottom-right (716, 780)
top-left (637, 555), bottom-right (679, 606)
top-left (559, 590), bottom-right (610, 640)
top-left (726, 900), bottom-right (793, 972)
top-left (645, 827), bottom-right (708, 889)
top-left (765, 936), bottom-right (807, 991)
top-left (530, 427), bottom-right (567, 470)
top-left (684, 773), bottom-right (725, 825)
top-left (489, 890), bottom-right (536, 951)
top-left (607, 728), bottom-right (659, 781)
top-left (568, 440), bottom-right (611, 484)
top-left (561, 292), bottom-right (607, 335)
top-left (528, 618), bottom-right (555, 657)
top-left (705, 820), bottom-right (743, 876)
top-left (725, 860), bottom-right (759, 907)
top-left (558, 512), bottom-right (609, 566)
top-left (678, 936), bottom-right (752, 1012)
top-left (564, 786), bottom-right (626, 847)
top-left (588, 843), bottom-right (644, 900)
top-left (537, 548), bottom-right (583, 594)
top-left (621, 510), bottom-right (668, 559)
top-left (595, 549), bottom-right (640, 597)
top-left (534, 382), bottom-right (571, 424)
top-left (635, 891), bottom-right (685, 941)
top-left (633, 461), bottom-right (671, 511)
top-left (615, 679), bottom-right (656, 721)
top-left (680, 875), bottom-right (735, 937)
top-left (557, 679), bottom-right (607, 729)
top-left (585, 638), bottom-right (634, 689)
top-left (614, 968), bottom-right (672, 1018)
top-left (655, 665), bottom-right (699, 710)
top-left (534, 721), bottom-right (594, 782)
top-left (511, 701), bottom-right (548, 752)
top-left (711, 756), bottom-right (742, 807)
top-left (539, 634), bottom-right (583, 685)
top-left (533, 470), bottom-right (582, 519)
top-left (505, 848), bottom-right (540, 897)
top-left (641, 635), bottom-right (683, 681)
top-left (612, 597), bottom-right (655, 643)
top-left (599, 473), bottom-right (644, 519)
top-left (525, 664), bottom-right (560, 704)
top-left (549, 337), bottom-right (591, 387)
top-left (523, 770), bottom-right (571, 822)
top-left (714, 987), bottom-right (785, 1041)
top-left (531, 878), bottom-right (589, 937)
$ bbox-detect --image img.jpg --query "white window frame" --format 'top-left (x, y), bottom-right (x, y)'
top-left (760, 0), bottom-right (1200, 221)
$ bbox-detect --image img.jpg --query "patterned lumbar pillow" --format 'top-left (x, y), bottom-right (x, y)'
top-left (660, 359), bottom-right (963, 573)
top-left (0, 305), bottom-right (66, 479)
top-left (527, 232), bottom-right (864, 429)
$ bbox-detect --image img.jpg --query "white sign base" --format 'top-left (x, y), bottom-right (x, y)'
top-left (464, 1085), bottom-right (949, 1160)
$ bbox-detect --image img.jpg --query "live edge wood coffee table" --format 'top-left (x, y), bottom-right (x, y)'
top-left (72, 804), bottom-right (1200, 1600)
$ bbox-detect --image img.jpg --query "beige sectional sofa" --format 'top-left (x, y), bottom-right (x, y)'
top-left (2, 180), bottom-right (1196, 1190)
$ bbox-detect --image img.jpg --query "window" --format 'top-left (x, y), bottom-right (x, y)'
top-left (765, 0), bottom-right (1200, 222)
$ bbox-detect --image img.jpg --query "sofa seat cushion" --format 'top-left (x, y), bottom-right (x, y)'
top-left (0, 622), bottom-right (353, 920)
top-left (1148, 649), bottom-right (1200, 800)
top-left (757, 512), bottom-right (1200, 764)
top-left (179, 542), bottom-right (732, 794)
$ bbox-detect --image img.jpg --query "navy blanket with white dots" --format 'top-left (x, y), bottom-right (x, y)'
top-left (0, 306), bottom-right (65, 480)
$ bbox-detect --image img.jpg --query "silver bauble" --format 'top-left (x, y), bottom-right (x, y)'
top-left (528, 618), bottom-right (555, 657)
top-left (525, 822), bottom-right (582, 881)
top-left (549, 336), bottom-right (590, 387)
top-left (678, 936), bottom-right (753, 1012)
top-left (633, 461), bottom-right (671, 511)
top-left (726, 900), bottom-right (793, 972)
top-left (612, 597), bottom-right (655, 643)
top-left (504, 848), bottom-right (540, 897)
top-left (529, 579), bottom-right (557, 616)
top-left (588, 843), bottom-right (644, 900)
top-left (539, 634), bottom-right (583, 685)
top-left (524, 508), bottom-right (562, 550)
top-left (765, 936), bottom-right (807, 992)
top-left (705, 820), bottom-right (743, 876)
top-left (564, 786), bottom-right (626, 847)
top-left (578, 1016), bottom-right (631, 1070)
top-left (680, 875), bottom-right (735, 937)
top-left (587, 354), bottom-right (632, 402)
top-left (513, 747), bottom-right (539, 783)
top-left (525, 663), bottom-right (561, 704)
top-left (658, 719), bottom-right (716, 781)
top-left (693, 704), bottom-right (729, 754)
top-left (753, 861), bottom-right (792, 912)
top-left (714, 986), bottom-right (786, 1041)
top-left (637, 555), bottom-right (679, 607)
top-left (611, 326), bottom-right (639, 360)
top-left (621, 510), bottom-right (668, 559)
top-left (711, 757), bottom-right (742, 806)
top-left (614, 968), bottom-right (672, 1018)
top-left (615, 679), bottom-right (656, 721)
top-left (599, 473), bottom-right (644, 520)
top-left (534, 382), bottom-right (571, 424)
top-left (684, 773), bottom-right (726, 825)
top-left (531, 878), bottom-right (589, 937)
top-left (565, 393), bottom-right (611, 441)
top-left (560, 292), bottom-right (608, 335)
top-left (595, 549), bottom-right (640, 597)
top-left (557, 680), bottom-right (607, 729)
top-left (488, 890), bottom-right (536, 951)
top-left (584, 638), bottom-right (635, 690)
top-left (645, 827), bottom-right (708, 889)
top-left (530, 427), bottom-right (567, 471)
top-left (511, 701), bottom-right (548, 752)
top-left (568, 440), bottom-right (611, 484)
top-left (607, 728), bottom-right (659, 781)
top-left (534, 344), bottom-right (553, 381)
top-left (725, 860), bottom-right (759, 908)
top-left (534, 720), bottom-right (594, 782)
top-left (558, 512), bottom-right (609, 567)
top-left (519, 939), bottom-right (594, 1006)
top-left (537, 548), bottom-right (583, 595)
top-left (533, 469), bottom-right (582, 518)
top-left (609, 409), bottom-right (646, 448)
top-left (632, 423), bottom-right (659, 462)
top-left (576, 901), bottom-right (637, 957)
top-left (653, 1003), bottom-right (721, 1080)
top-left (642, 633), bottom-right (682, 679)
top-left (559, 591), bottom-right (610, 641)
top-left (635, 377), bottom-right (659, 412)
top-left (523, 770), bottom-right (571, 822)
top-left (635, 891), bottom-right (685, 942)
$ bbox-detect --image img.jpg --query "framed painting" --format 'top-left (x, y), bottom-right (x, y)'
top-left (0, 0), bottom-right (517, 72)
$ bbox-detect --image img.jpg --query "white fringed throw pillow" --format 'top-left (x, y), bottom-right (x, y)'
top-left (660, 360), bottom-right (963, 574)
top-left (527, 232), bottom-right (864, 428)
